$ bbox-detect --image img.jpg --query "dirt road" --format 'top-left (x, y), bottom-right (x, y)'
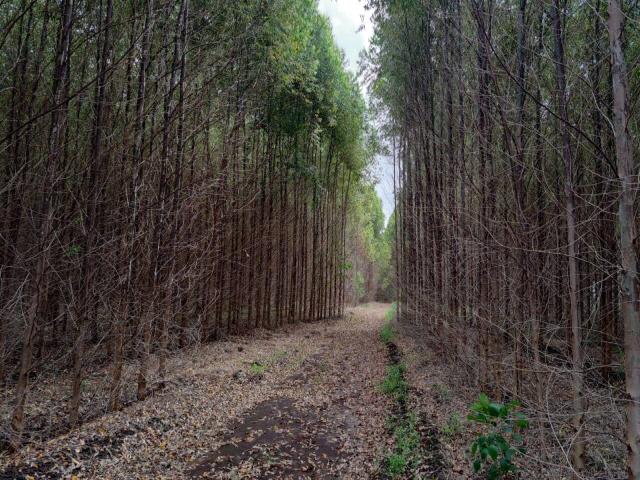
top-left (2, 304), bottom-right (392, 479)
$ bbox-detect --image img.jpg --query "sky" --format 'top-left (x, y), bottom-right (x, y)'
top-left (317, 0), bottom-right (396, 225)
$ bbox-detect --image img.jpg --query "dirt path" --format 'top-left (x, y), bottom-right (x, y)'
top-left (2, 304), bottom-right (392, 479)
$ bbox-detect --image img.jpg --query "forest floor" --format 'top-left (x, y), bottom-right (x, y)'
top-left (0, 303), bottom-right (483, 480)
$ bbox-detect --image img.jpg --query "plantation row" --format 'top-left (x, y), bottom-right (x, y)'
top-left (0, 0), bottom-right (380, 449)
top-left (367, 0), bottom-right (640, 478)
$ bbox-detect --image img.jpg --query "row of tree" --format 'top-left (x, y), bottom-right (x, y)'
top-left (0, 0), bottom-right (371, 449)
top-left (345, 180), bottom-right (395, 305)
top-left (367, 0), bottom-right (639, 478)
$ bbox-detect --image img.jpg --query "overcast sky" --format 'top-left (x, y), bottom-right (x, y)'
top-left (318, 0), bottom-right (395, 225)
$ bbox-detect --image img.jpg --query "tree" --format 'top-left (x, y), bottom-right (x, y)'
top-left (607, 1), bottom-right (640, 476)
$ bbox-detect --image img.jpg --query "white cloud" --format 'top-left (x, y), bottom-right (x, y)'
top-left (317, 0), bottom-right (372, 76)
top-left (318, 0), bottom-right (395, 223)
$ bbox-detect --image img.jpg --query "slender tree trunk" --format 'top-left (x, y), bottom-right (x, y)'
top-left (552, 0), bottom-right (585, 472)
top-left (607, 2), bottom-right (640, 476)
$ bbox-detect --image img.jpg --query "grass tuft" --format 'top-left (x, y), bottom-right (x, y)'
top-left (385, 302), bottom-right (398, 322)
top-left (248, 362), bottom-right (266, 377)
top-left (381, 363), bottom-right (408, 403)
top-left (384, 413), bottom-right (422, 478)
top-left (379, 322), bottom-right (394, 344)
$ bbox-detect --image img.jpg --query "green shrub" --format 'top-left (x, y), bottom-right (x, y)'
top-left (468, 394), bottom-right (529, 480)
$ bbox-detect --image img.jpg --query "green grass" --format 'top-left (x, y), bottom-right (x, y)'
top-left (384, 413), bottom-right (422, 478)
top-left (377, 306), bottom-right (427, 479)
top-left (380, 303), bottom-right (397, 343)
top-left (248, 362), bottom-right (266, 376)
top-left (385, 302), bottom-right (398, 322)
top-left (380, 322), bottom-right (394, 343)
top-left (381, 363), bottom-right (408, 403)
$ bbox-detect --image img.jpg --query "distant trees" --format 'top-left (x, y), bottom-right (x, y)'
top-left (367, 0), bottom-right (639, 477)
top-left (345, 181), bottom-right (394, 305)
top-left (0, 0), bottom-right (370, 449)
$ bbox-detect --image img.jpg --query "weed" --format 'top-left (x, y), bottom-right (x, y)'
top-left (381, 363), bottom-right (408, 402)
top-left (384, 413), bottom-right (422, 478)
top-left (385, 302), bottom-right (398, 322)
top-left (248, 362), bottom-right (266, 377)
top-left (468, 393), bottom-right (529, 480)
top-left (442, 412), bottom-right (462, 437)
top-left (380, 322), bottom-right (394, 343)
top-left (433, 383), bottom-right (451, 403)
top-left (380, 304), bottom-right (397, 344)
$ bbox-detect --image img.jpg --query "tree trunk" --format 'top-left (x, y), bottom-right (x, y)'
top-left (552, 0), bottom-right (585, 472)
top-left (607, 1), bottom-right (640, 476)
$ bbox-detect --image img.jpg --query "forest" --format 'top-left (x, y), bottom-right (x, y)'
top-left (0, 0), bottom-right (639, 479)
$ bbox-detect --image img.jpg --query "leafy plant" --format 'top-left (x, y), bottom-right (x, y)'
top-left (381, 363), bottom-right (408, 402)
top-left (384, 413), bottom-right (421, 478)
top-left (467, 394), bottom-right (529, 480)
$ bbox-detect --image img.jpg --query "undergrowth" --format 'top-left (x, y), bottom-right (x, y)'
top-left (380, 303), bottom-right (397, 344)
top-left (380, 322), bottom-right (394, 344)
top-left (385, 302), bottom-right (398, 322)
top-left (468, 394), bottom-right (529, 479)
top-left (381, 363), bottom-right (408, 403)
top-left (378, 311), bottom-right (425, 479)
top-left (248, 362), bottom-right (266, 377)
top-left (384, 413), bottom-right (422, 478)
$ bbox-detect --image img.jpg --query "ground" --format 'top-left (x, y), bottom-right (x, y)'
top-left (2, 304), bottom-right (401, 479)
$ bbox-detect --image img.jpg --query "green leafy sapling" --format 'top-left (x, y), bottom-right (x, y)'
top-left (468, 393), bottom-right (529, 480)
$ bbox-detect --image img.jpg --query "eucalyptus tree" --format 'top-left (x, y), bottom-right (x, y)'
top-left (0, 0), bottom-right (371, 449)
top-left (367, 0), bottom-right (640, 477)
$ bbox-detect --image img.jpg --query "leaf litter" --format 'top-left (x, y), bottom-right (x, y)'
top-left (1, 304), bottom-right (392, 479)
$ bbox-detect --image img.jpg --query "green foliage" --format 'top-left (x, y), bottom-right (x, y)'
top-left (65, 244), bottom-right (81, 258)
top-left (347, 181), bottom-right (394, 304)
top-left (381, 363), bottom-right (408, 403)
top-left (379, 322), bottom-right (394, 344)
top-left (249, 362), bottom-right (266, 377)
top-left (353, 270), bottom-right (366, 302)
top-left (384, 413), bottom-right (422, 478)
top-left (468, 394), bottom-right (529, 480)
top-left (385, 302), bottom-right (397, 322)
top-left (385, 452), bottom-right (407, 477)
